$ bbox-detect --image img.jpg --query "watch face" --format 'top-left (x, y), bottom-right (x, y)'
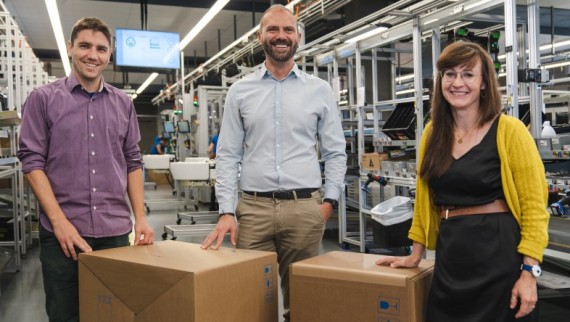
top-left (532, 265), bottom-right (542, 277)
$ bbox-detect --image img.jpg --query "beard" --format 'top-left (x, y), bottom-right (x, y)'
top-left (262, 38), bottom-right (298, 62)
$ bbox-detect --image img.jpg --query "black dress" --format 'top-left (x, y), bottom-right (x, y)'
top-left (427, 118), bottom-right (530, 322)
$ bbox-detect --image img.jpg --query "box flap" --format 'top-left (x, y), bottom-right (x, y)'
top-left (80, 241), bottom-right (273, 273)
top-left (79, 241), bottom-right (276, 315)
top-left (80, 253), bottom-right (189, 314)
top-left (291, 251), bottom-right (434, 287)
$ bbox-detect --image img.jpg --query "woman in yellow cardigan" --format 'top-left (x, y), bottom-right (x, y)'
top-left (377, 41), bottom-right (549, 322)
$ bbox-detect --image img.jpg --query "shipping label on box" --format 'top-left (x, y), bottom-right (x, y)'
top-left (79, 241), bottom-right (277, 322)
top-left (290, 252), bottom-right (434, 322)
top-left (362, 153), bottom-right (389, 171)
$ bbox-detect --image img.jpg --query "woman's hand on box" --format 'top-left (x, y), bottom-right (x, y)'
top-left (375, 241), bottom-right (425, 268)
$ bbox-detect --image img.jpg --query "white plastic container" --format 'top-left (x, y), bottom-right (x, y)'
top-left (541, 121), bottom-right (556, 138)
top-left (370, 196), bottom-right (413, 226)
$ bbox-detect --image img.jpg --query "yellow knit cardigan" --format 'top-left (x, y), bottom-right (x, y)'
top-left (408, 114), bottom-right (550, 261)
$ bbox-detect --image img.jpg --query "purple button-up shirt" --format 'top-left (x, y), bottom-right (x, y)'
top-left (18, 74), bottom-right (142, 238)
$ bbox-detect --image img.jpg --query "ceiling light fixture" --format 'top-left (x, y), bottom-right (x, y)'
top-left (395, 74), bottom-right (415, 82)
top-left (136, 72), bottom-right (159, 96)
top-left (179, 0), bottom-right (230, 51)
top-left (544, 60), bottom-right (570, 69)
top-left (45, 0), bottom-right (71, 75)
top-left (345, 23), bottom-right (391, 44)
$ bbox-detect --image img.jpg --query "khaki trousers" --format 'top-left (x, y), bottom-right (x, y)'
top-left (236, 191), bottom-right (325, 322)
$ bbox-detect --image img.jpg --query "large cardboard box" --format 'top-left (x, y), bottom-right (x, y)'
top-left (79, 241), bottom-right (278, 322)
top-left (362, 152), bottom-right (389, 171)
top-left (290, 252), bottom-right (434, 322)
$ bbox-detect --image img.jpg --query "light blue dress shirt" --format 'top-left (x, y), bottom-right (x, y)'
top-left (215, 63), bottom-right (347, 214)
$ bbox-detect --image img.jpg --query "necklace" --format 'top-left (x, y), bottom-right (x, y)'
top-left (455, 124), bottom-right (479, 144)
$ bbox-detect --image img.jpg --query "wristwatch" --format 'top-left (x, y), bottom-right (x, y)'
top-left (323, 198), bottom-right (339, 209)
top-left (521, 264), bottom-right (542, 278)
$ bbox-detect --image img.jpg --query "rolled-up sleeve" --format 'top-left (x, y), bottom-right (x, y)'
top-left (18, 89), bottom-right (49, 173)
top-left (123, 100), bottom-right (142, 173)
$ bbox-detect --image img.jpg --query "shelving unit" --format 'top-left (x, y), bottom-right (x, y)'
top-left (0, 111), bottom-right (23, 270)
top-left (0, 3), bottom-right (50, 271)
top-left (292, 0), bottom-right (570, 254)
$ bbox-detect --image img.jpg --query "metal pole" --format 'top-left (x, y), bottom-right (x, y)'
top-left (528, 0), bottom-right (543, 138)
top-left (504, 0), bottom-right (519, 118)
top-left (413, 16), bottom-right (424, 155)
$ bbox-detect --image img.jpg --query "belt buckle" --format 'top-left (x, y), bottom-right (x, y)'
top-left (275, 190), bottom-right (294, 200)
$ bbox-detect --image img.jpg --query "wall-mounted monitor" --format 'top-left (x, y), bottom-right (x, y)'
top-left (177, 120), bottom-right (191, 134)
top-left (162, 131), bottom-right (171, 140)
top-left (163, 121), bottom-right (175, 133)
top-left (115, 28), bottom-right (180, 69)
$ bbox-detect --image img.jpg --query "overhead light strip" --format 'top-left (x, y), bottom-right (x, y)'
top-left (132, 72), bottom-right (159, 99)
top-left (45, 0), bottom-right (71, 75)
top-left (179, 0), bottom-right (230, 50)
top-left (345, 25), bottom-right (390, 44)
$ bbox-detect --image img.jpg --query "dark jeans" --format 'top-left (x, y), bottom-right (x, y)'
top-left (39, 224), bottom-right (130, 322)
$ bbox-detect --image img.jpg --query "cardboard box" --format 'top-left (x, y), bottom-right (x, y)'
top-left (362, 152), bottom-right (389, 171)
top-left (79, 241), bottom-right (278, 322)
top-left (291, 252), bottom-right (434, 322)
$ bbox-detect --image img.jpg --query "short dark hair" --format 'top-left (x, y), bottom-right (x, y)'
top-left (70, 17), bottom-right (112, 46)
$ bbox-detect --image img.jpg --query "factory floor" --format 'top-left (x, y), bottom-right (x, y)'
top-left (1, 184), bottom-right (569, 321)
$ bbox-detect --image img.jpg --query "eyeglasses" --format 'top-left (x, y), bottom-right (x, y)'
top-left (440, 70), bottom-right (480, 84)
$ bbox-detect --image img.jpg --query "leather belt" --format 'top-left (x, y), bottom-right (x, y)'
top-left (440, 199), bottom-right (509, 220)
top-left (243, 188), bottom-right (318, 200)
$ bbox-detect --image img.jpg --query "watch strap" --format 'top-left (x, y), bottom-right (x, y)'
top-left (520, 263), bottom-right (542, 277)
top-left (323, 198), bottom-right (338, 209)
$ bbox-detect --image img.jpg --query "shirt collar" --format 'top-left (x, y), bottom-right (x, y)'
top-left (66, 73), bottom-right (108, 93)
top-left (257, 61), bottom-right (302, 81)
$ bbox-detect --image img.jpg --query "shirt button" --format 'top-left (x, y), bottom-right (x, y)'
top-left (90, 115), bottom-right (94, 119)
top-left (93, 188), bottom-right (97, 192)
top-left (92, 169), bottom-right (96, 174)
top-left (91, 133), bottom-right (95, 138)
top-left (91, 151), bottom-right (95, 156)
top-left (93, 206), bottom-right (97, 210)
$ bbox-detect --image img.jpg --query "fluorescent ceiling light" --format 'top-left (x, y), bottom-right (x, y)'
top-left (539, 39), bottom-right (570, 51)
top-left (396, 88), bottom-right (416, 95)
top-left (464, 0), bottom-right (493, 11)
top-left (136, 72), bottom-right (159, 95)
top-left (45, 0), bottom-right (71, 75)
top-left (131, 93), bottom-right (138, 100)
top-left (497, 39), bottom-right (570, 60)
top-left (179, 0), bottom-right (230, 50)
top-left (345, 24), bottom-right (390, 44)
top-left (544, 61), bottom-right (570, 69)
top-left (395, 74), bottom-right (415, 82)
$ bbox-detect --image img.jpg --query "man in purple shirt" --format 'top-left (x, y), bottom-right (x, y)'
top-left (17, 17), bottom-right (154, 322)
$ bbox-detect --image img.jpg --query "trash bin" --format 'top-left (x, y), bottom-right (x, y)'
top-left (370, 196), bottom-right (413, 248)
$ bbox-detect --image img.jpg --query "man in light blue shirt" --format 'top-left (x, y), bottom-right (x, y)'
top-left (201, 4), bottom-right (346, 321)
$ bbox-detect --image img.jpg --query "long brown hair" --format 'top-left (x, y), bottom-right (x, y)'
top-left (420, 41), bottom-right (502, 180)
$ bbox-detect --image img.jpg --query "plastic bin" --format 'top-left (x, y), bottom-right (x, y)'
top-left (370, 196), bottom-right (413, 248)
top-left (370, 196), bottom-right (413, 226)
